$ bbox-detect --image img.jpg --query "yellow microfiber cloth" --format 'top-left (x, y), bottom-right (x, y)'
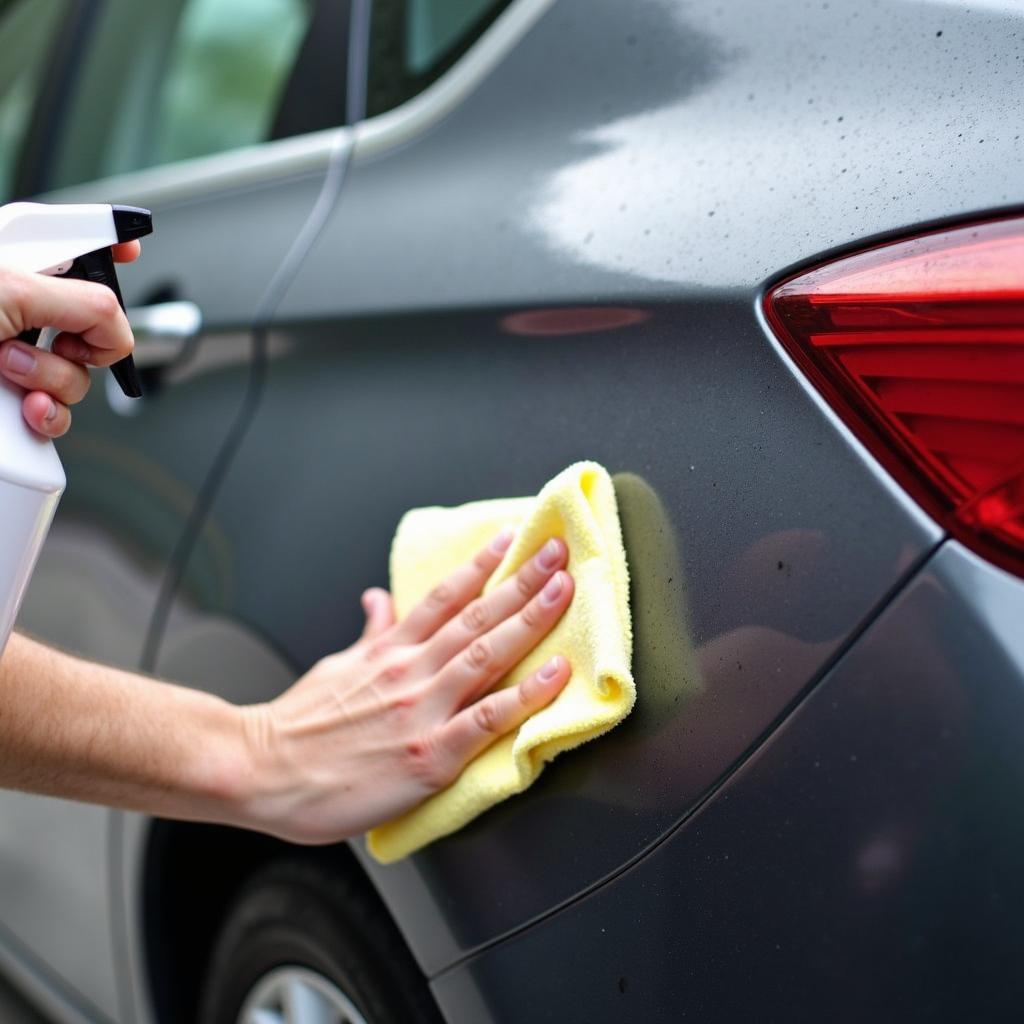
top-left (367, 461), bottom-right (634, 863)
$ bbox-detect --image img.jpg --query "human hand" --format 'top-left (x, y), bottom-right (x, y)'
top-left (233, 531), bottom-right (575, 844)
top-left (0, 240), bottom-right (140, 437)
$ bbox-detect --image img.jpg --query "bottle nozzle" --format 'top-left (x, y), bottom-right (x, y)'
top-left (112, 205), bottom-right (152, 244)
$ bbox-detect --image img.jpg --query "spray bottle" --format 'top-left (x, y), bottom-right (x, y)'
top-left (0, 203), bottom-right (152, 653)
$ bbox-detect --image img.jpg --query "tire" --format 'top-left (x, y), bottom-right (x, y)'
top-left (198, 859), bottom-right (444, 1024)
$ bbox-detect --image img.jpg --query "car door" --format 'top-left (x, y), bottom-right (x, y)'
top-left (0, 0), bottom-right (352, 1018)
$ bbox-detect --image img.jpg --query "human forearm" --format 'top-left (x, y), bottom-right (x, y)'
top-left (0, 632), bottom-right (247, 822)
top-left (0, 533), bottom-right (574, 845)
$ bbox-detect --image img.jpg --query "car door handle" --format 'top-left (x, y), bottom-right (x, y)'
top-left (106, 301), bottom-right (203, 415)
top-left (125, 300), bottom-right (203, 368)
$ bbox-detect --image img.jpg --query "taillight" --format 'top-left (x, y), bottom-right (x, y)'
top-left (764, 216), bottom-right (1024, 579)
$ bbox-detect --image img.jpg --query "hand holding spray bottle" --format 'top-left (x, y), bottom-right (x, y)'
top-left (0, 203), bottom-right (152, 653)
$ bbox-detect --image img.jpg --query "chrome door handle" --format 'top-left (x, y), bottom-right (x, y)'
top-left (125, 300), bottom-right (203, 368)
top-left (106, 301), bottom-right (203, 415)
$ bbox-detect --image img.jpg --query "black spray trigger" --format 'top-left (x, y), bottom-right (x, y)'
top-left (63, 246), bottom-right (142, 398)
top-left (102, 205), bottom-right (153, 399)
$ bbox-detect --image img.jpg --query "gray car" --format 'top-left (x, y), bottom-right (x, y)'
top-left (1, 0), bottom-right (1023, 1021)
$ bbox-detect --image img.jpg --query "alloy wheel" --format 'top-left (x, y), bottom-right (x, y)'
top-left (237, 966), bottom-right (370, 1024)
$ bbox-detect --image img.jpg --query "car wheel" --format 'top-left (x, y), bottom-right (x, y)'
top-left (198, 860), bottom-right (443, 1024)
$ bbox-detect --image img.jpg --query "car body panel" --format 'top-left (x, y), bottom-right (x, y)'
top-left (431, 540), bottom-right (1024, 1022)
top-left (168, 0), bottom-right (1024, 974)
top-left (282, 0), bottom-right (1024, 318)
top-left (185, 293), bottom-right (937, 978)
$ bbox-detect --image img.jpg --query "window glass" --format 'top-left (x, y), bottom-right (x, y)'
top-left (0, 0), bottom-right (68, 198)
top-left (406, 0), bottom-right (496, 74)
top-left (49, 0), bottom-right (315, 191)
top-left (366, 0), bottom-right (511, 118)
top-left (153, 0), bottom-right (312, 165)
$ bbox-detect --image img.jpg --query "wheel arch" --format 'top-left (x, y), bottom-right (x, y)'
top-left (140, 821), bottom-right (384, 1024)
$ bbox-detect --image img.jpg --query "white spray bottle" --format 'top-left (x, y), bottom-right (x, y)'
top-left (0, 202), bottom-right (152, 653)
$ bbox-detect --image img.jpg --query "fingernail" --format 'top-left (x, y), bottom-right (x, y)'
top-left (538, 655), bottom-right (562, 681)
top-left (4, 345), bottom-right (35, 375)
top-left (490, 528), bottom-right (515, 554)
top-left (536, 539), bottom-right (562, 571)
top-left (44, 399), bottom-right (58, 422)
top-left (541, 571), bottom-right (565, 604)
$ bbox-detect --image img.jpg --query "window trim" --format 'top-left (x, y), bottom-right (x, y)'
top-left (39, 125), bottom-right (347, 207)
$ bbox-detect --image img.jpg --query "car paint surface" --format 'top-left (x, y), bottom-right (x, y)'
top-left (430, 541), bottom-right (1024, 1022)
top-left (0, 0), bottom-right (1022, 1020)
top-left (284, 0), bottom-right (1024, 315)
top-left (173, 293), bottom-right (938, 976)
top-left (171, 0), bottom-right (1024, 975)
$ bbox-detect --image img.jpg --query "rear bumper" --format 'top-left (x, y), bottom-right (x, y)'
top-left (432, 540), bottom-right (1024, 1021)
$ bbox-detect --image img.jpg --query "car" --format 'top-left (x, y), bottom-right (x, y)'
top-left (1, 0), bottom-right (1023, 1020)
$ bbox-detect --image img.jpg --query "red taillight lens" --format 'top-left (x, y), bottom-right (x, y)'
top-left (764, 216), bottom-right (1024, 579)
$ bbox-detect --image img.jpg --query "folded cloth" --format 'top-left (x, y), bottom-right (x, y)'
top-left (367, 461), bottom-right (634, 863)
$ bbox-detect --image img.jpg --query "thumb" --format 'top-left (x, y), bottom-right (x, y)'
top-left (360, 588), bottom-right (395, 640)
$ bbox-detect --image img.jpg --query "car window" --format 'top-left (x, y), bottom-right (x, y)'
top-left (0, 0), bottom-right (68, 198)
top-left (366, 0), bottom-right (512, 117)
top-left (47, 0), bottom-right (318, 191)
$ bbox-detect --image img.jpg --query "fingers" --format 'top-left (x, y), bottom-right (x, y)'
top-left (51, 332), bottom-right (94, 364)
top-left (436, 569), bottom-right (575, 708)
top-left (360, 588), bottom-right (396, 641)
top-left (437, 655), bottom-right (571, 768)
top-left (112, 241), bottom-right (141, 263)
top-left (0, 341), bottom-right (90, 406)
top-left (424, 538), bottom-right (567, 668)
top-left (0, 268), bottom-right (133, 367)
top-left (390, 527), bottom-right (515, 644)
top-left (21, 391), bottom-right (70, 438)
top-left (50, 329), bottom-right (119, 372)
